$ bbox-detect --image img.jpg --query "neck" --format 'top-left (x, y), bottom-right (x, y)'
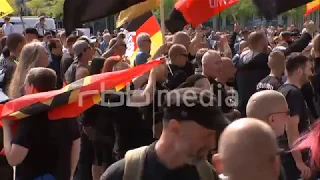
top-left (155, 135), bottom-right (186, 169)
top-left (10, 52), bottom-right (17, 57)
top-left (228, 173), bottom-right (275, 180)
top-left (216, 76), bottom-right (228, 85)
top-left (286, 76), bottom-right (302, 88)
top-left (269, 70), bottom-right (282, 77)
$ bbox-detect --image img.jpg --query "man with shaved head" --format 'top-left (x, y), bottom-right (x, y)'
top-left (213, 118), bottom-right (281, 180)
top-left (247, 90), bottom-right (289, 180)
top-left (172, 31), bottom-right (195, 77)
top-left (167, 44), bottom-right (189, 89)
top-left (257, 51), bottom-right (286, 91)
top-left (247, 90), bottom-right (289, 137)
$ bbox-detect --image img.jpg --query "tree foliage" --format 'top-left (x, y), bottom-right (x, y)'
top-left (153, 0), bottom-right (175, 20)
top-left (7, 0), bottom-right (19, 15)
top-left (25, 0), bottom-right (64, 18)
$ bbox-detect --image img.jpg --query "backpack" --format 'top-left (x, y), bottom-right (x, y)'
top-left (123, 146), bottom-right (217, 180)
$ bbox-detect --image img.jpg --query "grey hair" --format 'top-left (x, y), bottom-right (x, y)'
top-left (136, 33), bottom-right (150, 48)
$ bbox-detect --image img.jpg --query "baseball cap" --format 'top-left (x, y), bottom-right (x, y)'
top-left (163, 88), bottom-right (230, 135)
top-left (78, 35), bottom-right (96, 44)
top-left (72, 40), bottom-right (90, 57)
top-left (24, 28), bottom-right (39, 37)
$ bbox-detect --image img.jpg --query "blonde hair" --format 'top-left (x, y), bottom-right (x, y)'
top-left (8, 42), bottom-right (47, 98)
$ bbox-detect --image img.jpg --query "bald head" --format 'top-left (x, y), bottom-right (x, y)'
top-left (173, 31), bottom-right (191, 50)
top-left (239, 41), bottom-right (248, 53)
top-left (202, 50), bottom-right (222, 79)
top-left (247, 90), bottom-right (289, 137)
top-left (247, 90), bottom-right (287, 121)
top-left (219, 118), bottom-right (279, 179)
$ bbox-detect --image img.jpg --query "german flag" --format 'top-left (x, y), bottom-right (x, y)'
top-left (165, 0), bottom-right (239, 34)
top-left (305, 0), bottom-right (320, 17)
top-left (125, 11), bottom-right (163, 62)
top-left (63, 0), bottom-right (147, 35)
top-left (116, 0), bottom-right (158, 28)
top-left (0, 60), bottom-right (163, 121)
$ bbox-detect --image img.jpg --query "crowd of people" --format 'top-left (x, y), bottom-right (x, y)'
top-left (0, 15), bottom-right (320, 180)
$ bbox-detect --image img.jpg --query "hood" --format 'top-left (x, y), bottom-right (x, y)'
top-left (240, 50), bottom-right (259, 64)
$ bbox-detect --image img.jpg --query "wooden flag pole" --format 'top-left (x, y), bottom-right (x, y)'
top-left (160, 0), bottom-right (166, 44)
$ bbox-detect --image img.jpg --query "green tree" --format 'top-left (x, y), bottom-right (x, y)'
top-left (7, 0), bottom-right (19, 15)
top-left (153, 0), bottom-right (175, 20)
top-left (26, 0), bottom-right (63, 18)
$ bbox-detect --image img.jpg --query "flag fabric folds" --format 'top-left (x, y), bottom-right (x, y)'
top-left (0, 0), bottom-right (14, 18)
top-left (252, 0), bottom-right (313, 20)
top-left (305, 0), bottom-right (320, 17)
top-left (165, 0), bottom-right (239, 34)
top-left (116, 0), bottom-right (158, 28)
top-left (0, 60), bottom-right (163, 121)
top-left (124, 11), bottom-right (163, 63)
top-left (63, 0), bottom-right (147, 36)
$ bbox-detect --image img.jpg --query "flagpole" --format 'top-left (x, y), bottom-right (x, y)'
top-left (160, 0), bottom-right (166, 44)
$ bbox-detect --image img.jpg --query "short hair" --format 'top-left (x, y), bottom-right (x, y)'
top-left (248, 31), bottom-right (266, 50)
top-left (25, 67), bottom-right (57, 92)
top-left (66, 35), bottom-right (78, 45)
top-left (90, 57), bottom-right (105, 75)
top-left (136, 33), bottom-right (150, 48)
top-left (286, 53), bottom-right (310, 76)
top-left (6, 33), bottom-right (25, 52)
top-left (4, 16), bottom-right (10, 21)
top-left (195, 48), bottom-right (208, 67)
top-left (47, 38), bottom-right (61, 52)
top-left (168, 44), bottom-right (187, 59)
top-left (39, 16), bottom-right (45, 21)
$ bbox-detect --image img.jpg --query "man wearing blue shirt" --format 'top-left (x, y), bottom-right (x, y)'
top-left (134, 33), bottom-right (151, 66)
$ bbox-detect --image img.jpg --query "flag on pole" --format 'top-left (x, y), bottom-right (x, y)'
top-left (252, 0), bottom-right (313, 20)
top-left (304, 0), bottom-right (320, 17)
top-left (116, 0), bottom-right (159, 28)
top-left (0, 0), bottom-right (14, 18)
top-left (124, 12), bottom-right (163, 63)
top-left (165, 0), bottom-right (239, 34)
top-left (63, 0), bottom-right (147, 35)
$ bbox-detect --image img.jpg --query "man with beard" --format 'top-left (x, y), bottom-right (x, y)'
top-left (278, 53), bottom-right (313, 180)
top-left (100, 88), bottom-right (229, 180)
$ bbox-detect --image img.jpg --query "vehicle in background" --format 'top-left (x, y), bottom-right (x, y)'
top-left (0, 16), bottom-right (56, 34)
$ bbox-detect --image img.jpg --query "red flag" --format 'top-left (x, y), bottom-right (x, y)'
top-left (166, 0), bottom-right (239, 33)
top-left (304, 0), bottom-right (320, 17)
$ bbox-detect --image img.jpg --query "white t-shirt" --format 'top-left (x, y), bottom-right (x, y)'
top-left (2, 23), bottom-right (15, 35)
top-left (34, 22), bottom-right (47, 36)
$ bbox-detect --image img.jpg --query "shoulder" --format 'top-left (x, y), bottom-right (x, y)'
top-left (100, 159), bottom-right (125, 180)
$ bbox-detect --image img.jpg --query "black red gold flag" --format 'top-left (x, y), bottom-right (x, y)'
top-left (0, 60), bottom-right (163, 122)
top-left (63, 0), bottom-right (147, 35)
top-left (124, 11), bottom-right (163, 62)
top-left (252, 0), bottom-right (313, 20)
top-left (165, 0), bottom-right (239, 34)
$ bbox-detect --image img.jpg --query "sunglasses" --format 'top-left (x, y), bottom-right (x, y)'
top-left (268, 109), bottom-right (290, 117)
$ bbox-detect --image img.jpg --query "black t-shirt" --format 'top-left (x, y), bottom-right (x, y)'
top-left (12, 112), bottom-right (80, 180)
top-left (256, 75), bottom-right (283, 91)
top-left (278, 84), bottom-right (311, 150)
top-left (0, 56), bottom-right (17, 93)
top-left (100, 142), bottom-right (219, 180)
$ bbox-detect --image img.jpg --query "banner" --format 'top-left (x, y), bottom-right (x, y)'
top-left (305, 0), bottom-right (320, 17)
top-left (0, 0), bottom-right (14, 18)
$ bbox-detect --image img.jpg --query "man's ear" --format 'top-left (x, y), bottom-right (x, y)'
top-left (31, 85), bottom-right (38, 94)
top-left (212, 153), bottom-right (223, 175)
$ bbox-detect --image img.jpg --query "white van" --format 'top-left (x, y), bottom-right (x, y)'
top-left (0, 16), bottom-right (56, 34)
